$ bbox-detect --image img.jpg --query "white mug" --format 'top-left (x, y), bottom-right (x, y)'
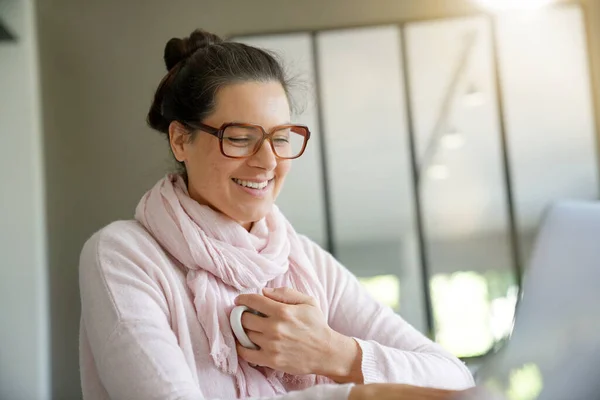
top-left (230, 305), bottom-right (261, 350)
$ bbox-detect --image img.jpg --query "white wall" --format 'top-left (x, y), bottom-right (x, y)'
top-left (0, 1), bottom-right (49, 399)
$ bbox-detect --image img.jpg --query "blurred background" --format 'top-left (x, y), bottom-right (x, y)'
top-left (1, 0), bottom-right (599, 399)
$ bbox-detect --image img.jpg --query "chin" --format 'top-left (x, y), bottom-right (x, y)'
top-left (236, 203), bottom-right (273, 225)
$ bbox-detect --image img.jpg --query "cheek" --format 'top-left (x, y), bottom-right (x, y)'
top-left (187, 143), bottom-right (230, 190)
top-left (204, 159), bottom-right (241, 190)
top-left (275, 161), bottom-right (292, 188)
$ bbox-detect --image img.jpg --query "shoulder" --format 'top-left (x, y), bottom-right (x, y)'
top-left (79, 220), bottom-right (170, 281)
top-left (81, 220), bottom-right (156, 260)
top-left (296, 234), bottom-right (320, 258)
top-left (296, 234), bottom-right (351, 281)
top-left (79, 221), bottom-right (175, 331)
top-left (296, 234), bottom-right (329, 266)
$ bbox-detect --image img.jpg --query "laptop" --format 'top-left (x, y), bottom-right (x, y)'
top-left (458, 201), bottom-right (600, 400)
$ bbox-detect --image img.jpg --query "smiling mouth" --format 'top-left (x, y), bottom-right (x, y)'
top-left (231, 178), bottom-right (273, 190)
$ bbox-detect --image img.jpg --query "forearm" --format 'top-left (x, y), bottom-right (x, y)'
top-left (320, 331), bottom-right (473, 389)
top-left (302, 236), bottom-right (474, 390)
top-left (352, 337), bottom-right (474, 389)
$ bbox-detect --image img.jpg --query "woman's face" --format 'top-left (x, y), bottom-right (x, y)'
top-left (169, 81), bottom-right (292, 229)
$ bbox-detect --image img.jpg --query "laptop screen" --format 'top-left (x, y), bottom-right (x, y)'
top-left (464, 202), bottom-right (600, 400)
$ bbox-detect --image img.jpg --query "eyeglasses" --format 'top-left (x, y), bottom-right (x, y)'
top-left (182, 121), bottom-right (311, 159)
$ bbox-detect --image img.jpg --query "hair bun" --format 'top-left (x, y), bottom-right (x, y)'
top-left (163, 29), bottom-right (224, 71)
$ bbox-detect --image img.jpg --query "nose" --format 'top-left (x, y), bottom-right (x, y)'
top-left (248, 139), bottom-right (277, 171)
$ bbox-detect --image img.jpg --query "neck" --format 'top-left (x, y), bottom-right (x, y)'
top-left (186, 180), bottom-right (254, 232)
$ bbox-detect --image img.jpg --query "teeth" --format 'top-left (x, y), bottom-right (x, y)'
top-left (233, 178), bottom-right (269, 190)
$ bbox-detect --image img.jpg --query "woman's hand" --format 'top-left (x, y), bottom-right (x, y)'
top-left (349, 384), bottom-right (467, 400)
top-left (234, 287), bottom-right (362, 382)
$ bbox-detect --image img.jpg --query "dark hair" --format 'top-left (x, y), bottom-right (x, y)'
top-left (147, 29), bottom-right (295, 173)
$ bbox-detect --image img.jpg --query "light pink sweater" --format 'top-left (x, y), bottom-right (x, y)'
top-left (79, 220), bottom-right (474, 400)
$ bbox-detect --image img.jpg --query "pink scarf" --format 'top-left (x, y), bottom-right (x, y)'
top-left (135, 174), bottom-right (332, 398)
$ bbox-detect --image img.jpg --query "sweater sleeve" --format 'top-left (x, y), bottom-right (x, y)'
top-left (79, 222), bottom-right (353, 400)
top-left (299, 236), bottom-right (475, 390)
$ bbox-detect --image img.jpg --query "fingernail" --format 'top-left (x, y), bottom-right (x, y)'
top-left (263, 287), bottom-right (274, 293)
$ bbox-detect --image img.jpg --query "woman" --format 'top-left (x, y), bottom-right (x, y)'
top-left (79, 29), bottom-right (475, 400)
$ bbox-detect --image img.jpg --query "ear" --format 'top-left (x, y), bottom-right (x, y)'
top-left (169, 121), bottom-right (190, 162)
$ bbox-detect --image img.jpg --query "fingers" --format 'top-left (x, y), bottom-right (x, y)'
top-left (236, 343), bottom-right (263, 366)
top-left (237, 332), bottom-right (280, 371)
top-left (400, 385), bottom-right (461, 399)
top-left (354, 384), bottom-right (463, 400)
top-left (235, 288), bottom-right (317, 318)
top-left (235, 294), bottom-right (281, 316)
top-left (246, 330), bottom-right (267, 348)
top-left (241, 311), bottom-right (267, 333)
top-left (237, 331), bottom-right (268, 355)
top-left (262, 287), bottom-right (316, 306)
